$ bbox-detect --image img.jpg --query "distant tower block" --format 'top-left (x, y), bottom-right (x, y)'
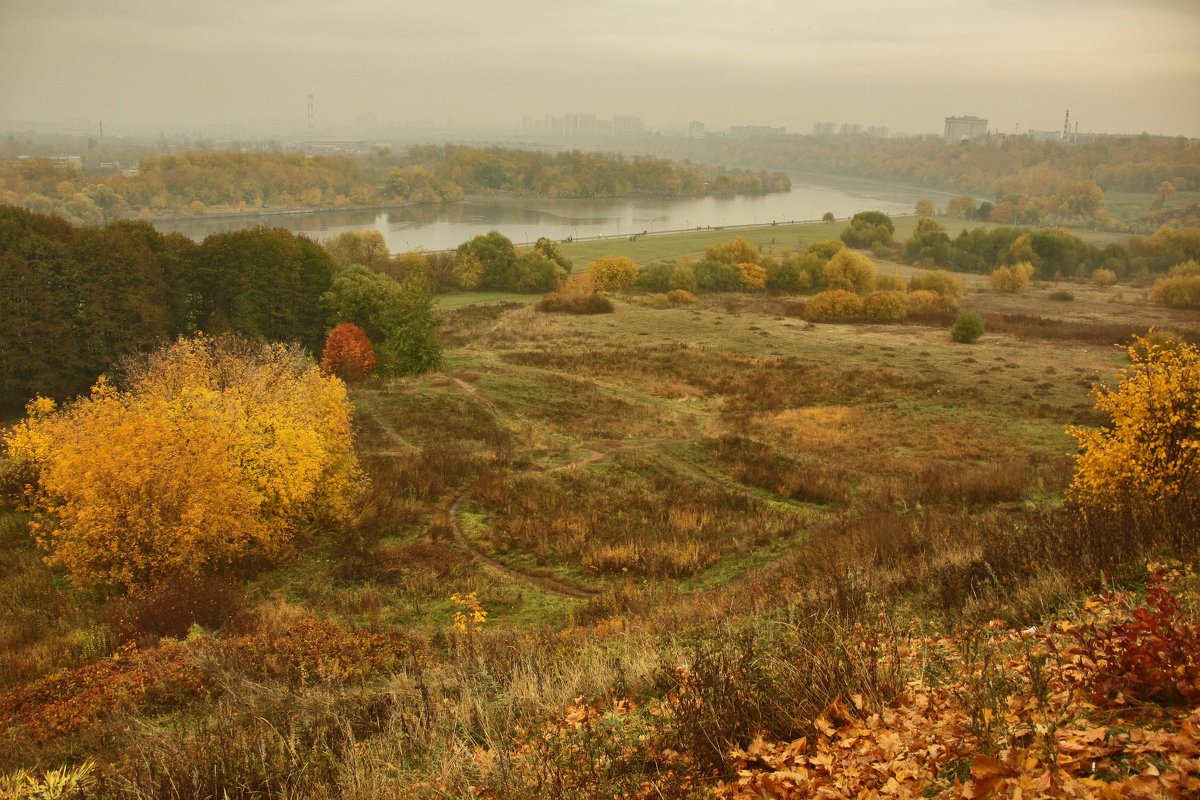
top-left (307, 93), bottom-right (314, 129)
top-left (944, 116), bottom-right (988, 141)
top-left (1063, 109), bottom-right (1070, 140)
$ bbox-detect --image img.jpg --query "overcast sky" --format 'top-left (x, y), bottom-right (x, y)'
top-left (2, 0), bottom-right (1198, 137)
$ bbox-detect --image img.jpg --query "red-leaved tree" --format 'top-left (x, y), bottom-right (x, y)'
top-left (320, 323), bottom-right (377, 381)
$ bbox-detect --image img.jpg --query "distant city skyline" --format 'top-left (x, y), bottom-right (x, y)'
top-left (3, 1), bottom-right (1198, 138)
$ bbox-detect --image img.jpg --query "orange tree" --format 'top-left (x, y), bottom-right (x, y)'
top-left (321, 322), bottom-right (377, 381)
top-left (3, 335), bottom-right (362, 589)
top-left (1067, 335), bottom-right (1199, 532)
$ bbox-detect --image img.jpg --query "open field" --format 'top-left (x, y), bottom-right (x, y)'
top-left (2, 231), bottom-right (1199, 796)
top-left (558, 215), bottom-right (1132, 268)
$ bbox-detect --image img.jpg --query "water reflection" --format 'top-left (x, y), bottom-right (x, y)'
top-left (155, 175), bottom-right (958, 252)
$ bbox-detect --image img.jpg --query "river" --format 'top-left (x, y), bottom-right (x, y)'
top-left (153, 174), bottom-right (959, 252)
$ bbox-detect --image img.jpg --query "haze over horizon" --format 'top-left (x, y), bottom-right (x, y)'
top-left (2, 0), bottom-right (1199, 139)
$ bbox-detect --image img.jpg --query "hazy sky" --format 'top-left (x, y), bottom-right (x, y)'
top-left (2, 0), bottom-right (1198, 136)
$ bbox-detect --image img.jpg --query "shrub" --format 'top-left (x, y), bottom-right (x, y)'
top-left (669, 264), bottom-right (697, 293)
top-left (803, 290), bottom-right (864, 322)
top-left (908, 269), bottom-right (963, 299)
top-left (110, 574), bottom-right (250, 642)
top-left (990, 262), bottom-right (1034, 293)
top-left (588, 255), bottom-right (639, 292)
top-left (765, 256), bottom-right (814, 292)
top-left (806, 239), bottom-right (845, 262)
top-left (537, 274), bottom-right (614, 314)
top-left (1067, 335), bottom-right (1200, 525)
top-left (863, 291), bottom-right (908, 322)
top-left (536, 291), bottom-right (614, 314)
top-left (1152, 274), bottom-right (1200, 309)
top-left (534, 236), bottom-right (573, 271)
top-left (822, 250), bottom-right (875, 294)
top-left (458, 230), bottom-right (518, 290)
top-left (636, 293), bottom-right (671, 309)
top-left (905, 289), bottom-right (958, 316)
top-left (454, 252), bottom-right (485, 289)
top-left (706, 236), bottom-right (761, 265)
top-left (1170, 259), bottom-right (1200, 277)
top-left (840, 211), bottom-right (895, 249)
top-left (1091, 268), bottom-right (1117, 287)
top-left (738, 262), bottom-right (767, 290)
top-left (320, 323), bottom-right (376, 381)
top-left (2, 336), bottom-right (362, 589)
top-left (1048, 290), bottom-right (1075, 302)
top-left (950, 310), bottom-right (985, 343)
top-left (667, 289), bottom-right (698, 305)
top-left (512, 251), bottom-right (563, 293)
top-left (1071, 574), bottom-right (1200, 706)
top-left (692, 260), bottom-right (742, 291)
top-left (874, 273), bottom-right (905, 291)
top-left (636, 262), bottom-right (674, 292)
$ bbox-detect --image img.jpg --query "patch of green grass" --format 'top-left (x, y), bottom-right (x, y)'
top-left (435, 290), bottom-right (537, 309)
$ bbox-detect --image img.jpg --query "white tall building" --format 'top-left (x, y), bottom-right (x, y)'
top-left (944, 116), bottom-right (988, 141)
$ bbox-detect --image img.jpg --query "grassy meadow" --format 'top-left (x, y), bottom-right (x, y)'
top-left (2, 218), bottom-right (1200, 797)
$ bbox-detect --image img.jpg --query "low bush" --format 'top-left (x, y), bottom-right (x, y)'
top-left (109, 574), bottom-right (251, 642)
top-left (738, 262), bottom-right (767, 291)
top-left (669, 264), bottom-right (698, 293)
top-left (536, 290), bottom-right (614, 314)
top-left (908, 269), bottom-right (963, 299)
top-left (822, 250), bottom-right (875, 294)
top-left (950, 310), bottom-right (985, 343)
top-left (692, 260), bottom-right (742, 291)
top-left (905, 289), bottom-right (958, 317)
top-left (667, 289), bottom-right (698, 305)
top-left (636, 262), bottom-right (673, 292)
top-left (990, 262), bottom-right (1034, 293)
top-left (1152, 274), bottom-right (1200, 309)
top-left (863, 291), bottom-right (908, 322)
top-left (1048, 290), bottom-right (1075, 302)
top-left (636, 293), bottom-right (671, 309)
top-left (803, 290), bottom-right (864, 322)
top-left (1091, 268), bottom-right (1117, 287)
top-left (589, 255), bottom-right (639, 292)
top-left (765, 256), bottom-right (815, 292)
top-left (874, 273), bottom-right (905, 291)
top-left (1070, 574), bottom-right (1200, 706)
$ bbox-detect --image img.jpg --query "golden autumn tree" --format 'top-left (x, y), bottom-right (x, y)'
top-left (588, 255), bottom-right (638, 292)
top-left (3, 335), bottom-right (363, 588)
top-left (1067, 335), bottom-right (1199, 528)
top-left (738, 262), bottom-right (767, 290)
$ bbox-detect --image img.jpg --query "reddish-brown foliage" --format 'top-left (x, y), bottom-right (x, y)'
top-left (0, 618), bottom-right (410, 746)
top-left (1069, 573), bottom-right (1200, 706)
top-left (320, 322), bottom-right (377, 381)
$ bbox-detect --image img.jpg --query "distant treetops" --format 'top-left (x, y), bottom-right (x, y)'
top-left (0, 145), bottom-right (790, 224)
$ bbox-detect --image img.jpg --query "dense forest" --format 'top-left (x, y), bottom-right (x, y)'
top-left (0, 206), bottom-right (439, 412)
top-left (0, 146), bottom-right (790, 226)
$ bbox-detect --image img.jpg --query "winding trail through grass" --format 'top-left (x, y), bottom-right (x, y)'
top-left (362, 371), bottom-right (813, 602)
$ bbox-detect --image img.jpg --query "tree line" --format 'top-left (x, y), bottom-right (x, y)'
top-left (397, 144), bottom-right (790, 198)
top-left (0, 146), bottom-right (790, 226)
top-left (611, 133), bottom-right (1200, 228)
top-left (0, 205), bottom-right (439, 412)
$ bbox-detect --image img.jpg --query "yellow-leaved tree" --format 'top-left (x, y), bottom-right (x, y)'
top-left (2, 335), bottom-right (362, 588)
top-left (1067, 335), bottom-right (1199, 530)
top-left (588, 255), bottom-right (638, 292)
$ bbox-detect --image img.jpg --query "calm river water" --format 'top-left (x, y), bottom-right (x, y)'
top-left (155, 174), bottom-right (958, 252)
